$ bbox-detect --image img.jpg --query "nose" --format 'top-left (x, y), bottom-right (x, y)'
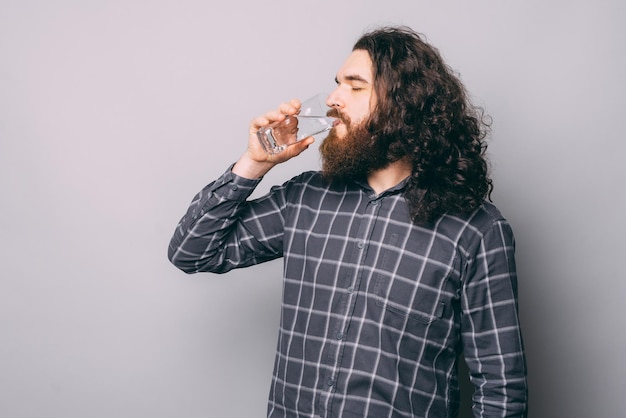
top-left (326, 90), bottom-right (343, 108)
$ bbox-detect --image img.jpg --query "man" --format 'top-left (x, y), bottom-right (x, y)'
top-left (169, 26), bottom-right (528, 417)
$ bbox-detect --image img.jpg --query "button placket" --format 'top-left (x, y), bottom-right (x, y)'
top-left (318, 195), bottom-right (384, 414)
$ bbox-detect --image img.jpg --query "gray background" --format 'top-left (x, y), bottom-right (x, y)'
top-left (1, 1), bottom-right (624, 417)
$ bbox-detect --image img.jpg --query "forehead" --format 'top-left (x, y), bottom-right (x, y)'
top-left (336, 49), bottom-right (374, 82)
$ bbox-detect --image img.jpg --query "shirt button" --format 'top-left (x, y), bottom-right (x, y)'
top-left (336, 332), bottom-right (344, 340)
top-left (327, 378), bottom-right (334, 387)
top-left (357, 242), bottom-right (364, 249)
top-left (347, 286), bottom-right (354, 294)
top-left (230, 184), bottom-right (238, 191)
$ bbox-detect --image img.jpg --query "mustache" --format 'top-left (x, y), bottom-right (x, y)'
top-left (326, 108), bottom-right (350, 125)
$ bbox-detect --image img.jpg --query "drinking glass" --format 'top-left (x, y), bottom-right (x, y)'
top-left (257, 93), bottom-right (337, 154)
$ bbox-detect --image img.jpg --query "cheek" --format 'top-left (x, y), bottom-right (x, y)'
top-left (354, 102), bottom-right (372, 124)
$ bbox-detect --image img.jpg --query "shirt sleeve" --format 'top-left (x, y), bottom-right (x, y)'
top-left (167, 166), bottom-right (286, 274)
top-left (460, 218), bottom-right (528, 417)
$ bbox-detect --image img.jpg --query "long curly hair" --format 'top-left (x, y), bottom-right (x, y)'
top-left (354, 26), bottom-right (493, 225)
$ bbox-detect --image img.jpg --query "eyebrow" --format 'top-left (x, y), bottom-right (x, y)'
top-left (335, 74), bottom-right (371, 84)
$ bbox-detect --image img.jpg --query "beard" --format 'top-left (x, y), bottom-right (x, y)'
top-left (319, 110), bottom-right (398, 183)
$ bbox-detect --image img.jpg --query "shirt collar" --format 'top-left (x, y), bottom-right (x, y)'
top-left (354, 175), bottom-right (411, 198)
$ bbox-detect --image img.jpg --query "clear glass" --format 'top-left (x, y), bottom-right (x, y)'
top-left (257, 93), bottom-right (337, 154)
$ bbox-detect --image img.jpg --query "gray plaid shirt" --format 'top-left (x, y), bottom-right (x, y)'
top-left (168, 167), bottom-right (528, 417)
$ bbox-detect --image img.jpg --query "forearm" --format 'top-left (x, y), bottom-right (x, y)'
top-left (169, 98), bottom-right (314, 272)
top-left (464, 330), bottom-right (528, 417)
top-left (167, 167), bottom-right (264, 273)
top-left (462, 219), bottom-right (528, 417)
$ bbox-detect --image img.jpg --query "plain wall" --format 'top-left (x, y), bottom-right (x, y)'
top-left (1, 1), bottom-right (625, 417)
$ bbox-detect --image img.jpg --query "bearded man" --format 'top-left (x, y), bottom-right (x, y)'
top-left (168, 26), bottom-right (528, 418)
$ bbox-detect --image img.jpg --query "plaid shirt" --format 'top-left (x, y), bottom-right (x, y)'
top-left (168, 167), bottom-right (528, 417)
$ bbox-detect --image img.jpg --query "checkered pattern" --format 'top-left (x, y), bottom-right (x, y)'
top-left (169, 168), bottom-right (528, 417)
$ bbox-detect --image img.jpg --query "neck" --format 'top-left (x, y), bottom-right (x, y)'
top-left (367, 158), bottom-right (412, 195)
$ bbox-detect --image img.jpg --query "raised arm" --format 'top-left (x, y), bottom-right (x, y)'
top-left (167, 98), bottom-right (315, 274)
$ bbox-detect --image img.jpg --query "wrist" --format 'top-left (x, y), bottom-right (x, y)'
top-left (232, 154), bottom-right (275, 179)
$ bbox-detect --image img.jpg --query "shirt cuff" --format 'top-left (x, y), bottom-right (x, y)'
top-left (210, 164), bottom-right (263, 201)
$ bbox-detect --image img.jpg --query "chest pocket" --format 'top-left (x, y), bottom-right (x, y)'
top-left (373, 233), bottom-right (452, 325)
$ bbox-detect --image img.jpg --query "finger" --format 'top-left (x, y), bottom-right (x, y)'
top-left (250, 111), bottom-right (285, 133)
top-left (286, 136), bottom-right (315, 157)
top-left (279, 99), bottom-right (301, 116)
top-left (249, 116), bottom-right (270, 133)
top-left (264, 109), bottom-right (286, 122)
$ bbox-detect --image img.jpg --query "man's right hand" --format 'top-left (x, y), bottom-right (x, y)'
top-left (232, 99), bottom-right (315, 179)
